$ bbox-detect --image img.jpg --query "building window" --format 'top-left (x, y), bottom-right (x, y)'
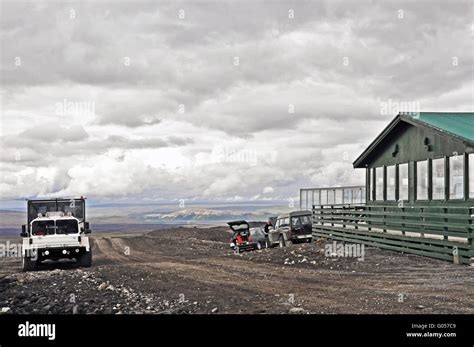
top-left (470, 153), bottom-right (474, 199)
top-left (432, 158), bottom-right (445, 200)
top-left (367, 169), bottom-right (372, 201)
top-left (370, 168), bottom-right (376, 200)
top-left (399, 163), bottom-right (409, 201)
top-left (417, 160), bottom-right (428, 200)
top-left (469, 153), bottom-right (474, 199)
top-left (449, 155), bottom-right (464, 199)
top-left (375, 167), bottom-right (384, 201)
top-left (386, 165), bottom-right (396, 200)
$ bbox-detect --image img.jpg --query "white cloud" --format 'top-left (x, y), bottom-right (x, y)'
top-left (263, 186), bottom-right (274, 194)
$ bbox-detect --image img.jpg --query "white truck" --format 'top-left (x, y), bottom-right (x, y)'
top-left (21, 198), bottom-right (92, 271)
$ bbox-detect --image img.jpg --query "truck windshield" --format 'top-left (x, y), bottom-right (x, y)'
top-left (32, 220), bottom-right (56, 236)
top-left (56, 220), bottom-right (79, 234)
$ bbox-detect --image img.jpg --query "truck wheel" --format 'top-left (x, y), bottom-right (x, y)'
top-left (22, 256), bottom-right (37, 272)
top-left (78, 251), bottom-right (92, 268)
top-left (278, 235), bottom-right (286, 248)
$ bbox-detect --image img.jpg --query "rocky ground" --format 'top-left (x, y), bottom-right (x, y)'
top-left (0, 226), bottom-right (473, 314)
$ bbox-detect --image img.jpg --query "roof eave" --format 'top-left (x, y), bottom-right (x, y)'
top-left (352, 114), bottom-right (402, 168)
top-left (353, 113), bottom-right (474, 169)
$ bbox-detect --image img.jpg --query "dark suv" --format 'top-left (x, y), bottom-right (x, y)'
top-left (267, 211), bottom-right (312, 247)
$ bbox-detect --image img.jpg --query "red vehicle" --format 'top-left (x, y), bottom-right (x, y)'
top-left (228, 220), bottom-right (257, 253)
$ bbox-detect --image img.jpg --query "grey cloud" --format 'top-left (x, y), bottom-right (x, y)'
top-left (0, 0), bottom-right (472, 201)
top-left (19, 124), bottom-right (89, 142)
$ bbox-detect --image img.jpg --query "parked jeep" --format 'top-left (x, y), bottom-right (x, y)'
top-left (267, 211), bottom-right (312, 247)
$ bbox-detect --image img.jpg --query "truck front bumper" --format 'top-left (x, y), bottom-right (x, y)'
top-left (35, 246), bottom-right (88, 260)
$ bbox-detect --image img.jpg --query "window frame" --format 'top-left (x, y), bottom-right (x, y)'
top-left (431, 157), bottom-right (446, 201)
top-left (469, 153), bottom-right (474, 200)
top-left (416, 160), bottom-right (429, 201)
top-left (449, 154), bottom-right (465, 200)
top-left (398, 163), bottom-right (409, 201)
top-left (386, 165), bottom-right (396, 201)
top-left (375, 167), bottom-right (384, 201)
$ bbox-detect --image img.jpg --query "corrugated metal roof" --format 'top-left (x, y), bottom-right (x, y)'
top-left (401, 112), bottom-right (474, 142)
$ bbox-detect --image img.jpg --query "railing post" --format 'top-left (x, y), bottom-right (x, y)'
top-left (320, 205), bottom-right (324, 226)
top-left (331, 205), bottom-right (334, 227)
top-left (420, 207), bottom-right (425, 238)
top-left (469, 207), bottom-right (473, 266)
top-left (342, 205), bottom-right (346, 228)
top-left (401, 206), bottom-right (405, 236)
top-left (383, 206), bottom-right (387, 233)
top-left (443, 207), bottom-right (448, 242)
top-left (368, 205), bottom-right (371, 231)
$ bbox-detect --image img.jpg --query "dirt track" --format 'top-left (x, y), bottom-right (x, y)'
top-left (0, 226), bottom-right (473, 314)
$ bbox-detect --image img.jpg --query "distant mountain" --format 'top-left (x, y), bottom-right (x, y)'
top-left (0, 204), bottom-right (290, 234)
top-left (0, 210), bottom-right (24, 227)
top-left (144, 208), bottom-right (271, 222)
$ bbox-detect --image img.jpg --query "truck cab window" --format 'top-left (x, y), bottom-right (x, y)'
top-left (56, 220), bottom-right (79, 234)
top-left (32, 220), bottom-right (56, 235)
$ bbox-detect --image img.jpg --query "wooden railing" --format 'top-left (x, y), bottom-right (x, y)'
top-left (312, 204), bottom-right (474, 265)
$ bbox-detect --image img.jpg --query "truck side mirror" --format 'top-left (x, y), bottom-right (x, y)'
top-left (20, 225), bottom-right (27, 237)
top-left (83, 222), bottom-right (91, 234)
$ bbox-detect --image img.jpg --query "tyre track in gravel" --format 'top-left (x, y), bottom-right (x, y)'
top-left (91, 234), bottom-right (474, 313)
top-left (91, 235), bottom-right (357, 312)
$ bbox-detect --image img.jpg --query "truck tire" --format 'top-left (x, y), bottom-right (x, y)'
top-left (278, 235), bottom-right (286, 248)
top-left (78, 251), bottom-right (92, 268)
top-left (22, 256), bottom-right (37, 272)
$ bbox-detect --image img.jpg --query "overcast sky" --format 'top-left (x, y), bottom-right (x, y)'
top-left (0, 0), bottom-right (473, 204)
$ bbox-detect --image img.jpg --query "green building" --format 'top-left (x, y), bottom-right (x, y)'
top-left (354, 112), bottom-right (474, 206)
top-left (312, 112), bottom-right (474, 265)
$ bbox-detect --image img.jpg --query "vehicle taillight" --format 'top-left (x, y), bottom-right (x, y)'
top-left (249, 236), bottom-right (253, 242)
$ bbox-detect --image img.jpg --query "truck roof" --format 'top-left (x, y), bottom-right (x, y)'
top-left (26, 197), bottom-right (85, 202)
